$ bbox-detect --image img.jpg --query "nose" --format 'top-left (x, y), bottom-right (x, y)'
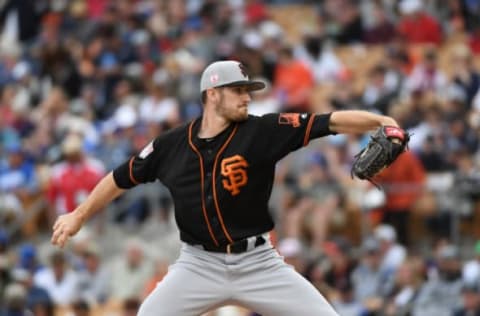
top-left (243, 91), bottom-right (251, 102)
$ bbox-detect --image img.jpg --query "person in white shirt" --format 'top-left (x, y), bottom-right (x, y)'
top-left (33, 250), bottom-right (80, 306)
top-left (462, 240), bottom-right (480, 284)
top-left (374, 224), bottom-right (407, 274)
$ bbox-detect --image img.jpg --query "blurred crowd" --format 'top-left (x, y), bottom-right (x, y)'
top-left (2, 0), bottom-right (480, 315)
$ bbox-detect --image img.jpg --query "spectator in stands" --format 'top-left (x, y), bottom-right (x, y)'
top-left (363, 2), bottom-right (396, 44)
top-left (273, 45), bottom-right (314, 112)
top-left (413, 244), bottom-right (463, 316)
top-left (384, 39), bottom-right (414, 77)
top-left (446, 116), bottom-right (478, 155)
top-left (0, 0), bottom-right (45, 43)
top-left (9, 87), bottom-right (36, 140)
top-left (454, 282), bottom-right (480, 316)
top-left (16, 244), bottom-right (42, 274)
top-left (324, 0), bottom-right (364, 44)
top-left (362, 64), bottom-right (401, 114)
top-left (449, 44), bottom-right (480, 108)
top-left (464, 0), bottom-right (480, 32)
top-left (294, 30), bottom-right (345, 84)
top-left (304, 256), bottom-right (333, 300)
top-left (463, 240), bottom-right (480, 284)
top-left (138, 69), bottom-right (181, 131)
top-left (0, 283), bottom-right (29, 316)
top-left (439, 0), bottom-right (468, 35)
top-left (0, 88), bottom-right (19, 148)
top-left (418, 133), bottom-right (455, 172)
top-left (330, 280), bottom-right (365, 316)
top-left (10, 267), bottom-right (52, 313)
top-left (404, 48), bottom-right (448, 98)
top-left (94, 121), bottom-right (133, 173)
top-left (397, 0), bottom-right (442, 45)
top-left (322, 238), bottom-right (356, 294)
top-left (375, 150), bottom-right (426, 246)
top-left (384, 257), bottom-right (425, 316)
top-left (0, 142), bottom-right (38, 197)
top-left (76, 243), bottom-right (110, 305)
top-left (373, 224), bottom-right (407, 274)
top-left (109, 238), bottom-right (153, 302)
top-left (46, 134), bottom-right (105, 223)
top-left (351, 237), bottom-right (393, 314)
top-left (33, 250), bottom-right (80, 306)
top-left (0, 229), bottom-right (9, 295)
top-left (29, 87), bottom-right (76, 156)
top-left (37, 22), bottom-right (82, 98)
top-left (282, 151), bottom-right (343, 249)
top-left (329, 77), bottom-right (363, 110)
top-left (470, 23), bottom-right (480, 55)
top-left (0, 142), bottom-right (37, 231)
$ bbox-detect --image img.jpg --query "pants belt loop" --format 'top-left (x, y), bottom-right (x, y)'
top-left (247, 236), bottom-right (256, 251)
top-left (226, 244), bottom-right (232, 254)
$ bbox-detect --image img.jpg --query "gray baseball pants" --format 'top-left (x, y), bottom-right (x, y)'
top-left (137, 238), bottom-right (339, 316)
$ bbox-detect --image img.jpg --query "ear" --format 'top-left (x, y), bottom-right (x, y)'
top-left (206, 88), bottom-right (219, 103)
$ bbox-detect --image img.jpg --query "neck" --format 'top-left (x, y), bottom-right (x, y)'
top-left (198, 105), bottom-right (231, 138)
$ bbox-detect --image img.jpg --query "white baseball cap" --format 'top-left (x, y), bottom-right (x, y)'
top-left (374, 224), bottom-right (397, 242)
top-left (399, 0), bottom-right (423, 14)
top-left (200, 60), bottom-right (265, 93)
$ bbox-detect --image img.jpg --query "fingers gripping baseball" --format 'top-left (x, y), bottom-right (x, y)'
top-left (51, 213), bottom-right (84, 248)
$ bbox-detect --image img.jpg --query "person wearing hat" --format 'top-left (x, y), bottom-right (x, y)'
top-left (373, 224), bottom-right (406, 274)
top-left (413, 244), bottom-right (463, 316)
top-left (46, 134), bottom-right (105, 224)
top-left (454, 282), bottom-right (480, 316)
top-left (0, 141), bottom-right (38, 198)
top-left (397, 0), bottom-right (442, 45)
top-left (52, 60), bottom-right (404, 315)
top-left (462, 240), bottom-right (480, 285)
top-left (351, 237), bottom-right (392, 313)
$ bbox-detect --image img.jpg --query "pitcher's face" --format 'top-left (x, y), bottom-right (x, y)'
top-left (215, 86), bottom-right (252, 122)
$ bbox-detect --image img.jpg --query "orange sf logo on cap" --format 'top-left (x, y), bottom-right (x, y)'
top-left (221, 155), bottom-right (248, 196)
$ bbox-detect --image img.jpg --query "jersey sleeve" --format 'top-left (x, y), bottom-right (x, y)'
top-left (112, 137), bottom-right (164, 189)
top-left (259, 112), bottom-right (335, 162)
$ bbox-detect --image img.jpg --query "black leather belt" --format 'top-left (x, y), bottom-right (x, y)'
top-left (200, 236), bottom-right (266, 254)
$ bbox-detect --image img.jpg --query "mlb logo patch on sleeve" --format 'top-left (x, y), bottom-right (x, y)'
top-left (139, 141), bottom-right (154, 159)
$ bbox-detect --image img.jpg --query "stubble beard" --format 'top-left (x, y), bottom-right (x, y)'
top-left (216, 96), bottom-right (248, 122)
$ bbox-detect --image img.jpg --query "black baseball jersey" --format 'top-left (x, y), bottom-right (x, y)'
top-left (113, 113), bottom-right (334, 247)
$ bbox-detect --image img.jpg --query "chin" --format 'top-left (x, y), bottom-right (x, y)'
top-left (228, 110), bottom-right (248, 122)
top-left (232, 113), bottom-right (248, 122)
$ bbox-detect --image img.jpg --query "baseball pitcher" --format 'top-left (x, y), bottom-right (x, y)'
top-left (51, 60), bottom-right (408, 315)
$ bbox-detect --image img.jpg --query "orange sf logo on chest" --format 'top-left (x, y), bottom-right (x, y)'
top-left (221, 155), bottom-right (248, 196)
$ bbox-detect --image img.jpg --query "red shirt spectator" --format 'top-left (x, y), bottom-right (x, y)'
top-left (274, 46), bottom-right (314, 112)
top-left (244, 0), bottom-right (268, 25)
top-left (377, 150), bottom-right (426, 211)
top-left (374, 150), bottom-right (426, 245)
top-left (47, 135), bottom-right (104, 216)
top-left (86, 0), bottom-right (110, 19)
top-left (397, 0), bottom-right (442, 45)
top-left (470, 27), bottom-right (480, 55)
